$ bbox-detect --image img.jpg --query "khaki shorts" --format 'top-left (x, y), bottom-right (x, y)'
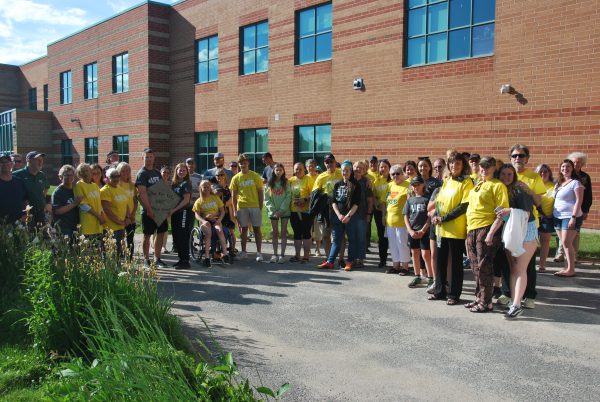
top-left (237, 207), bottom-right (262, 228)
top-left (312, 217), bottom-right (323, 241)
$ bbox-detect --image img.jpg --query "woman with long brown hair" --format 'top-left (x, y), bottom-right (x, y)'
top-left (170, 162), bottom-right (193, 268)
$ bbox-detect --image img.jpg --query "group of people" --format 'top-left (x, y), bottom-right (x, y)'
top-left (0, 144), bottom-right (593, 318)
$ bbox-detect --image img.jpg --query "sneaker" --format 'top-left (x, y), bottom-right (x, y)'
top-left (270, 255), bottom-right (278, 263)
top-left (223, 255), bottom-right (232, 265)
top-left (426, 279), bottom-right (435, 294)
top-left (238, 251), bottom-right (247, 259)
top-left (203, 257), bottom-right (211, 268)
top-left (154, 259), bottom-right (167, 268)
top-left (277, 256), bottom-right (286, 264)
top-left (408, 276), bottom-right (423, 288)
top-left (173, 260), bottom-right (191, 269)
top-left (144, 259), bottom-right (152, 269)
top-left (317, 261), bottom-right (334, 269)
top-left (344, 262), bottom-right (352, 271)
top-left (497, 294), bottom-right (511, 306)
top-left (256, 253), bottom-right (263, 262)
top-left (505, 304), bottom-right (523, 318)
top-left (522, 298), bottom-right (535, 309)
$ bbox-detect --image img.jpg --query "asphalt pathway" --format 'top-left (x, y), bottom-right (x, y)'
top-left (155, 240), bottom-right (600, 402)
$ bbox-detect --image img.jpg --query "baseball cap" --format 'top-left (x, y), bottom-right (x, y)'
top-left (469, 153), bottom-right (481, 162)
top-left (324, 153), bottom-right (335, 162)
top-left (107, 150), bottom-right (118, 158)
top-left (185, 157), bottom-right (194, 164)
top-left (143, 147), bottom-right (154, 153)
top-left (214, 152), bottom-right (225, 159)
top-left (368, 155), bottom-right (378, 162)
top-left (478, 156), bottom-right (496, 168)
top-left (26, 151), bottom-right (46, 161)
top-left (410, 176), bottom-right (425, 186)
top-left (0, 152), bottom-right (11, 162)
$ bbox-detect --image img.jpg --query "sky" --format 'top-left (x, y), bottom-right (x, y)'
top-left (0, 0), bottom-right (175, 65)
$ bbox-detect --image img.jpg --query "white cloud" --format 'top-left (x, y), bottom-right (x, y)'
top-left (0, 0), bottom-right (88, 26)
top-left (0, 36), bottom-right (48, 64)
top-left (0, 20), bottom-right (11, 38)
top-left (106, 0), bottom-right (141, 13)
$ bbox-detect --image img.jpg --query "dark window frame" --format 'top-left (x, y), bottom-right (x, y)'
top-left (60, 70), bottom-right (72, 105)
top-left (240, 20), bottom-right (269, 75)
top-left (112, 135), bottom-right (129, 163)
top-left (28, 87), bottom-right (37, 110)
top-left (43, 84), bottom-right (48, 111)
top-left (84, 137), bottom-right (98, 164)
top-left (239, 128), bottom-right (269, 173)
top-left (112, 52), bottom-right (129, 94)
top-left (61, 139), bottom-right (73, 166)
top-left (196, 35), bottom-right (219, 84)
top-left (195, 131), bottom-right (218, 174)
top-left (84, 62), bottom-right (98, 100)
top-left (294, 124), bottom-right (332, 168)
top-left (295, 2), bottom-right (333, 65)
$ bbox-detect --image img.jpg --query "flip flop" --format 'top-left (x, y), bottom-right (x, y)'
top-left (554, 272), bottom-right (576, 277)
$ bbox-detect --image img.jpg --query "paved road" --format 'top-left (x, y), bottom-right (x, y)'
top-left (156, 242), bottom-right (600, 401)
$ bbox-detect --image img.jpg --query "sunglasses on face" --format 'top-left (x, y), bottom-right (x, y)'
top-left (390, 172), bottom-right (402, 176)
top-left (511, 153), bottom-right (527, 159)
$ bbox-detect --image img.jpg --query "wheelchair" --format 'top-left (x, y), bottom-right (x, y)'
top-left (189, 221), bottom-right (233, 264)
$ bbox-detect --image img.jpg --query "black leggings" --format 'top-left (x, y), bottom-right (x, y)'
top-left (290, 212), bottom-right (312, 240)
top-left (434, 237), bottom-right (466, 300)
top-left (373, 209), bottom-right (388, 264)
top-left (171, 207), bottom-right (193, 262)
top-left (125, 223), bottom-right (136, 260)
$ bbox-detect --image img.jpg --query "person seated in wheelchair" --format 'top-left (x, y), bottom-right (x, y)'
top-left (212, 182), bottom-right (238, 255)
top-left (192, 180), bottom-right (232, 267)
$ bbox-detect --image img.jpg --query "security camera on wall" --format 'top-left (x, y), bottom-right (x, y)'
top-left (500, 84), bottom-right (513, 94)
top-left (353, 78), bottom-right (364, 90)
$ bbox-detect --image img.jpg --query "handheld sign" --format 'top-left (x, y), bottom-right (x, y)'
top-left (147, 180), bottom-right (180, 226)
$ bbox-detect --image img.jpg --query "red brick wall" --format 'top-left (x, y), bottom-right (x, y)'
top-left (19, 57), bottom-right (48, 111)
top-left (0, 64), bottom-right (23, 111)
top-left (169, 0), bottom-right (600, 229)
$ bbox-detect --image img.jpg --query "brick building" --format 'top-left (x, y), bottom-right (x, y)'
top-left (0, 0), bottom-right (598, 228)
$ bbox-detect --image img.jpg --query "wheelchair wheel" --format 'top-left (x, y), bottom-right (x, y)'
top-left (189, 227), bottom-right (202, 263)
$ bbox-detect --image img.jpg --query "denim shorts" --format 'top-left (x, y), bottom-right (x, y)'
top-left (524, 220), bottom-right (539, 242)
top-left (538, 216), bottom-right (554, 234)
top-left (553, 216), bottom-right (583, 232)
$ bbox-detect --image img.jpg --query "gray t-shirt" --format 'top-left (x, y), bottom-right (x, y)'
top-left (403, 195), bottom-right (429, 231)
top-left (51, 184), bottom-right (79, 232)
top-left (135, 167), bottom-right (161, 213)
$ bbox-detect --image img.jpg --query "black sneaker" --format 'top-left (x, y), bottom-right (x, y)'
top-left (154, 259), bottom-right (167, 268)
top-left (223, 255), bottom-right (232, 264)
top-left (505, 304), bottom-right (523, 318)
top-left (144, 259), bottom-right (152, 269)
top-left (493, 286), bottom-right (502, 299)
top-left (203, 257), bottom-right (211, 268)
top-left (173, 260), bottom-right (190, 269)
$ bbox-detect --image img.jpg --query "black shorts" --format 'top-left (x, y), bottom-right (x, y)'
top-left (408, 232), bottom-right (431, 250)
top-left (142, 212), bottom-right (168, 235)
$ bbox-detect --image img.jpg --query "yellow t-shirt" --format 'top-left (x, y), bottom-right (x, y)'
top-left (306, 172), bottom-right (319, 190)
top-left (120, 182), bottom-right (136, 216)
top-left (373, 176), bottom-right (390, 205)
top-left (312, 169), bottom-right (342, 197)
top-left (289, 175), bottom-right (312, 213)
top-left (436, 177), bottom-right (473, 239)
top-left (517, 169), bottom-right (546, 225)
top-left (192, 194), bottom-right (224, 217)
top-left (367, 170), bottom-right (380, 184)
top-left (229, 170), bottom-right (264, 208)
top-left (74, 180), bottom-right (102, 235)
top-left (540, 181), bottom-right (555, 217)
top-left (385, 181), bottom-right (409, 228)
top-left (466, 179), bottom-right (509, 232)
top-left (470, 172), bottom-right (480, 184)
top-left (100, 184), bottom-right (129, 231)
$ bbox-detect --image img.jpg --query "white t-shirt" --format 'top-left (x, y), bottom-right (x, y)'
top-left (553, 179), bottom-right (582, 219)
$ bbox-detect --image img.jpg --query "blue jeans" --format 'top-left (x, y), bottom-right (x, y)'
top-left (328, 213), bottom-right (360, 264)
top-left (356, 218), bottom-right (367, 259)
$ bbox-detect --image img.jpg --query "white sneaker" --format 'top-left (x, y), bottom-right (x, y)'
top-left (238, 251), bottom-right (247, 259)
top-left (256, 253), bottom-right (263, 262)
top-left (522, 298), bottom-right (535, 309)
top-left (270, 255), bottom-right (278, 263)
top-left (277, 256), bottom-right (285, 264)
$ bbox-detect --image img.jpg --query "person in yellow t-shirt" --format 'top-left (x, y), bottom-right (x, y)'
top-left (535, 164), bottom-right (555, 272)
top-left (305, 158), bottom-right (322, 256)
top-left (101, 168), bottom-right (130, 256)
top-left (464, 157), bottom-right (509, 312)
top-left (468, 153), bottom-right (481, 185)
top-left (508, 144), bottom-right (544, 308)
top-left (373, 159), bottom-right (391, 267)
top-left (73, 163), bottom-right (105, 238)
top-left (289, 162), bottom-right (313, 262)
top-left (382, 164), bottom-right (410, 275)
top-left (117, 162), bottom-right (138, 259)
top-left (311, 153), bottom-right (342, 258)
top-left (429, 151), bottom-right (473, 305)
top-left (192, 180), bottom-right (228, 267)
top-left (367, 155), bottom-right (380, 184)
top-left (229, 154), bottom-right (264, 261)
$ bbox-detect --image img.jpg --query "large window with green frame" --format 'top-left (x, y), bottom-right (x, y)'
top-left (61, 139), bottom-right (73, 165)
top-left (239, 128), bottom-right (268, 173)
top-left (112, 135), bottom-right (129, 162)
top-left (195, 131), bottom-right (218, 174)
top-left (405, 0), bottom-right (495, 67)
top-left (84, 137), bottom-right (98, 164)
top-left (295, 124), bottom-right (331, 168)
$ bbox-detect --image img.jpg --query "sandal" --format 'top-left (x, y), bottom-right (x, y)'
top-left (385, 268), bottom-right (400, 274)
top-left (446, 298), bottom-right (461, 306)
top-left (428, 294), bottom-right (445, 301)
top-left (470, 303), bottom-right (493, 313)
top-left (398, 269), bottom-right (410, 276)
top-left (464, 301), bottom-right (479, 309)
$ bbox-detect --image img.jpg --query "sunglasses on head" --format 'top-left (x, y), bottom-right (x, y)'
top-left (417, 156), bottom-right (430, 161)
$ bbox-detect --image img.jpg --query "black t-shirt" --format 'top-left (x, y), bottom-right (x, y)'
top-left (356, 177), bottom-right (373, 219)
top-left (425, 177), bottom-right (442, 199)
top-left (135, 167), bottom-right (161, 213)
top-left (332, 179), bottom-right (361, 216)
top-left (51, 184), bottom-right (79, 232)
top-left (172, 181), bottom-right (192, 207)
top-left (403, 195), bottom-right (429, 230)
top-left (0, 177), bottom-right (27, 224)
top-left (509, 187), bottom-right (535, 222)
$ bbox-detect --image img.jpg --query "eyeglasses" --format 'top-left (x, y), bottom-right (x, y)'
top-left (433, 165), bottom-right (444, 170)
top-left (390, 172), bottom-right (402, 176)
top-left (511, 153), bottom-right (527, 159)
top-left (217, 173), bottom-right (226, 177)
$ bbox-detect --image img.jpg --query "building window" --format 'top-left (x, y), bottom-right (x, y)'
top-left (84, 137), bottom-right (98, 164)
top-left (43, 84), bottom-right (48, 111)
top-left (60, 71), bottom-right (72, 105)
top-left (112, 135), bottom-right (129, 162)
top-left (195, 131), bottom-right (218, 174)
top-left (61, 139), bottom-right (73, 165)
top-left (28, 88), bottom-right (37, 110)
top-left (405, 0), bottom-right (496, 67)
top-left (241, 21), bottom-right (268, 75)
top-left (239, 128), bottom-right (268, 173)
top-left (295, 124), bottom-right (331, 167)
top-left (0, 111), bottom-right (13, 152)
top-left (84, 62), bottom-right (98, 100)
top-left (296, 2), bottom-right (332, 65)
top-left (112, 52), bottom-right (129, 94)
top-left (196, 35), bottom-right (218, 84)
